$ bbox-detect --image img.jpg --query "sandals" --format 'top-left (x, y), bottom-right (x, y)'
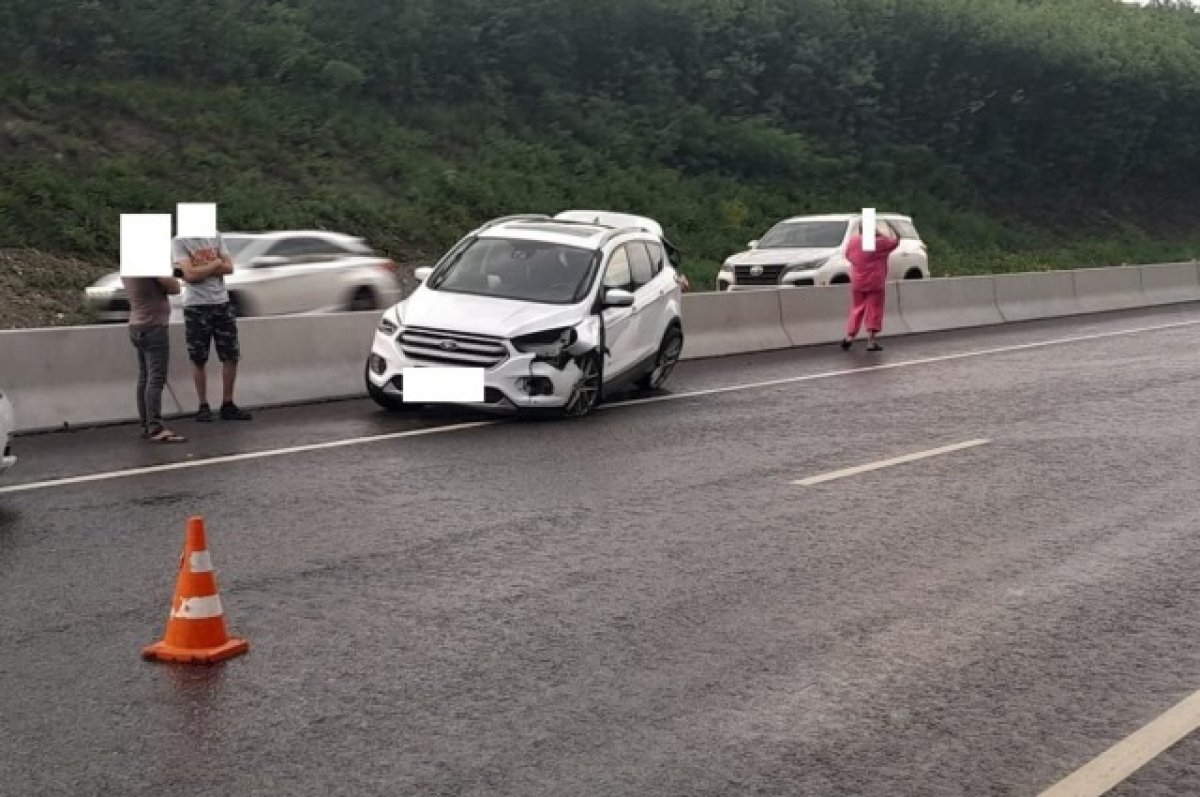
top-left (866, 342), bottom-right (884, 352)
top-left (147, 428), bottom-right (187, 444)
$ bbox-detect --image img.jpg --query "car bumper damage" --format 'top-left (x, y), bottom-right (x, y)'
top-left (366, 328), bottom-right (593, 412)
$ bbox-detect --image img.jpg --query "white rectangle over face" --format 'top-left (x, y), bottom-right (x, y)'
top-left (402, 367), bottom-right (485, 403)
top-left (176, 203), bottom-right (218, 237)
top-left (862, 207), bottom-right (877, 252)
top-left (120, 214), bottom-right (173, 277)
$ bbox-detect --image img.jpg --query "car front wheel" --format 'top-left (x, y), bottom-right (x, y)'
top-left (561, 353), bottom-right (602, 419)
top-left (638, 326), bottom-right (683, 391)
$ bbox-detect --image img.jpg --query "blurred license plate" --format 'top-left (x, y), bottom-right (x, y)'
top-left (402, 367), bottom-right (484, 403)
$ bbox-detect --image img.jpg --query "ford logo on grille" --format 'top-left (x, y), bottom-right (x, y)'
top-left (749, 265), bottom-right (764, 277)
top-left (439, 340), bottom-right (459, 351)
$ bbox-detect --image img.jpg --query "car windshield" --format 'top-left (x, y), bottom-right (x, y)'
top-left (758, 221), bottom-right (848, 249)
top-left (429, 237), bottom-right (598, 304)
top-left (223, 236), bottom-right (258, 262)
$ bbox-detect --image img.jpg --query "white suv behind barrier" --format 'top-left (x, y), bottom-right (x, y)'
top-left (366, 212), bottom-right (685, 418)
top-left (717, 213), bottom-right (930, 291)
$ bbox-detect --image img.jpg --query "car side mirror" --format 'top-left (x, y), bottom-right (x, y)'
top-left (603, 289), bottom-right (635, 308)
top-left (253, 255), bottom-right (288, 268)
top-left (747, 240), bottom-right (759, 249)
top-left (415, 266), bottom-right (433, 282)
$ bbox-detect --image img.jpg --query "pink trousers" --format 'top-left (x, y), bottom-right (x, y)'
top-left (846, 289), bottom-right (885, 337)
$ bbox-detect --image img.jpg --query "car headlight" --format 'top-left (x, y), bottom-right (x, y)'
top-left (378, 306), bottom-right (403, 335)
top-left (512, 327), bottom-right (578, 358)
top-left (785, 259), bottom-right (826, 273)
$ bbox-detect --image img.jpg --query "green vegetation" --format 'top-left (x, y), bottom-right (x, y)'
top-left (3, 0), bottom-right (1200, 292)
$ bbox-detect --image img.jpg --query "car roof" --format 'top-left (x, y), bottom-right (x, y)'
top-left (221, 230), bottom-right (363, 241)
top-left (477, 214), bottom-right (662, 249)
top-left (776, 213), bottom-right (913, 224)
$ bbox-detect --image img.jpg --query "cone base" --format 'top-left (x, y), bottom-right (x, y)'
top-left (142, 636), bottom-right (249, 664)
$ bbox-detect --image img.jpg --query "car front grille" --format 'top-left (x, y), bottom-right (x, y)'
top-left (734, 265), bottom-right (786, 286)
top-left (397, 326), bottom-right (509, 368)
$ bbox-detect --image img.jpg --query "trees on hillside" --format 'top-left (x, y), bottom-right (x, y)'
top-left (3, 0), bottom-right (1199, 212)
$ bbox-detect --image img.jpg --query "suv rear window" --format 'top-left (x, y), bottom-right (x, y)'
top-left (888, 219), bottom-right (919, 240)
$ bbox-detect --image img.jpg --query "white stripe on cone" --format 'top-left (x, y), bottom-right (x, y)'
top-left (189, 550), bottom-right (214, 573)
top-left (172, 594), bottom-right (224, 619)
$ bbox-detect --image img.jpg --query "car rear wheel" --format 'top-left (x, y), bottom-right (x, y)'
top-left (830, 274), bottom-right (850, 285)
top-left (561, 353), bottom-right (602, 419)
top-left (638, 325), bottom-right (683, 391)
top-left (904, 270), bottom-right (925, 280)
top-left (349, 287), bottom-right (378, 311)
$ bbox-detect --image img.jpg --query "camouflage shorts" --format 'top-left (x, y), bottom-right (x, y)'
top-left (184, 303), bottom-right (240, 365)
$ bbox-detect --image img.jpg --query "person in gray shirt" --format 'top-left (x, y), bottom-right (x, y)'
top-left (174, 233), bottom-right (253, 422)
top-left (122, 274), bottom-right (186, 443)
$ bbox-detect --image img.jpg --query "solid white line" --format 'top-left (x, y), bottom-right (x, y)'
top-left (793, 439), bottom-right (990, 486)
top-left (601, 317), bottom-right (1200, 410)
top-left (3, 316), bottom-right (1198, 497)
top-left (0, 421), bottom-right (497, 496)
top-left (1038, 690), bottom-right (1200, 797)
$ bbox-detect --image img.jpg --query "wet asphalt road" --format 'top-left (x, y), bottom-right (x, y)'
top-left (3, 306), bottom-right (1200, 795)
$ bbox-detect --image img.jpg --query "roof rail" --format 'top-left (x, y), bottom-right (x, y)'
top-left (596, 226), bottom-right (652, 249)
top-left (475, 214), bottom-right (553, 233)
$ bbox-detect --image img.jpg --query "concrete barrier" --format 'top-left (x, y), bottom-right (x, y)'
top-left (779, 285), bottom-right (851, 346)
top-left (679, 289), bottom-right (790, 360)
top-left (993, 271), bottom-right (1079, 322)
top-left (0, 311), bottom-right (381, 432)
top-left (1072, 266), bottom-right (1145, 314)
top-left (896, 276), bottom-right (1003, 333)
top-left (1139, 262), bottom-right (1200, 306)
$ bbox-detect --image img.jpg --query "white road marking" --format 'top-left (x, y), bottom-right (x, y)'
top-left (793, 439), bottom-right (990, 486)
top-left (2, 316), bottom-right (1198, 497)
top-left (603, 317), bottom-right (1200, 410)
top-left (0, 421), bottom-right (497, 496)
top-left (1038, 690), bottom-right (1200, 797)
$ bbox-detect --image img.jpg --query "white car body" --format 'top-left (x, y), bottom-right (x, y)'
top-left (366, 213), bottom-right (685, 417)
top-left (717, 213), bottom-right (930, 291)
top-left (0, 388), bottom-right (16, 477)
top-left (85, 231), bottom-right (402, 322)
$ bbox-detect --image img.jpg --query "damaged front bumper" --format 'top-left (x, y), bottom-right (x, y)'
top-left (366, 329), bottom-right (586, 412)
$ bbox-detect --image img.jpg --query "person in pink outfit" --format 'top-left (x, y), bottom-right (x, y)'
top-left (841, 220), bottom-right (901, 352)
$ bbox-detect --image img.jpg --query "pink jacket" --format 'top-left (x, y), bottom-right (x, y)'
top-left (845, 233), bottom-right (900, 293)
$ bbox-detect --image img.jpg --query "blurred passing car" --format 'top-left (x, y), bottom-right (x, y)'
top-left (0, 386), bottom-right (15, 478)
top-left (85, 231), bottom-right (403, 321)
top-left (717, 212), bottom-right (930, 291)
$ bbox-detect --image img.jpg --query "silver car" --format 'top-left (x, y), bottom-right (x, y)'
top-left (86, 230), bottom-right (404, 321)
top-left (0, 387), bottom-right (15, 478)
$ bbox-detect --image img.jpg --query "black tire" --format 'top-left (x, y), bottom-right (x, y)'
top-left (904, 270), bottom-right (924, 280)
top-left (349, 287), bottom-right (378, 311)
top-left (830, 274), bottom-right (851, 285)
top-left (365, 361), bottom-right (408, 411)
top-left (560, 353), bottom-right (602, 419)
top-left (638, 325), bottom-right (684, 391)
top-left (228, 293), bottom-right (248, 318)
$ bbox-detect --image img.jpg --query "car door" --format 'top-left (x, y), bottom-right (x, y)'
top-left (254, 237), bottom-right (338, 313)
top-left (628, 240), bottom-right (672, 367)
top-left (598, 245), bottom-right (640, 379)
top-left (884, 218), bottom-right (925, 280)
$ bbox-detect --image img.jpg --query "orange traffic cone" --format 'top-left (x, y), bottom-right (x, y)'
top-left (143, 516), bottom-right (249, 664)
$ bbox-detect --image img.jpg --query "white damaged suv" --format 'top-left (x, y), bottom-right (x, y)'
top-left (366, 212), bottom-right (685, 418)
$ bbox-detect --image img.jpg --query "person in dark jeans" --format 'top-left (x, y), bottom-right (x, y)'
top-left (123, 274), bottom-right (187, 443)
